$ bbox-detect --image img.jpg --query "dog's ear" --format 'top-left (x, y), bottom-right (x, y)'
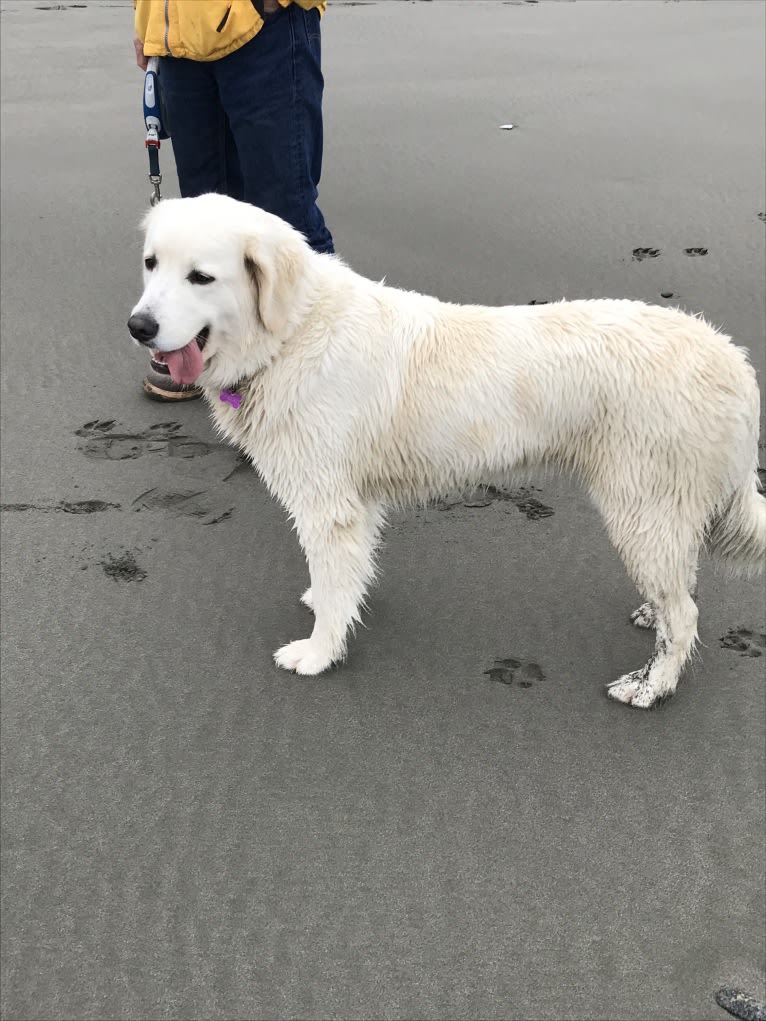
top-left (244, 233), bottom-right (304, 335)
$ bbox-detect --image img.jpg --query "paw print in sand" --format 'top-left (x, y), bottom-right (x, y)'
top-left (719, 628), bottom-right (765, 658)
top-left (484, 657), bottom-right (545, 688)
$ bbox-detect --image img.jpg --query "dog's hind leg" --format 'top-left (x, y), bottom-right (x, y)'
top-left (609, 587), bottom-right (698, 708)
top-left (630, 558), bottom-right (699, 631)
top-left (274, 503), bottom-right (384, 675)
top-left (607, 521), bottom-right (700, 708)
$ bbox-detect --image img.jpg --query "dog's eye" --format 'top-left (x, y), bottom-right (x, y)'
top-left (187, 270), bottom-right (215, 285)
top-left (144, 255), bottom-right (157, 271)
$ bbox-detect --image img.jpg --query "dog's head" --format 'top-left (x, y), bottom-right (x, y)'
top-left (128, 193), bottom-right (309, 388)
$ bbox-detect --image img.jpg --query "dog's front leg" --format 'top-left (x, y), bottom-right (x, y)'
top-left (274, 504), bottom-right (383, 675)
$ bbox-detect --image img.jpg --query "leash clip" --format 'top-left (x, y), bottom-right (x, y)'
top-left (145, 127), bottom-right (162, 206)
top-left (149, 176), bottom-right (162, 207)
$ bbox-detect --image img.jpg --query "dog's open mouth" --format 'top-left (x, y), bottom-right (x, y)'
top-left (152, 326), bottom-right (210, 385)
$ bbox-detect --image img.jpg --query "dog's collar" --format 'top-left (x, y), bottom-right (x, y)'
top-left (218, 372), bottom-right (256, 409)
top-left (219, 388), bottom-right (242, 409)
top-left (217, 363), bottom-right (269, 410)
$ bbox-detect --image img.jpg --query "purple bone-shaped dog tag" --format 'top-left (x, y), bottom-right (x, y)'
top-left (219, 390), bottom-right (242, 410)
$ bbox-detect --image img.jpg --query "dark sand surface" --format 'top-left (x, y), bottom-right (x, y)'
top-left (2, 2), bottom-right (764, 1018)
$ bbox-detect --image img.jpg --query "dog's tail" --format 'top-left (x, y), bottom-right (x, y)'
top-left (707, 471), bottom-right (766, 574)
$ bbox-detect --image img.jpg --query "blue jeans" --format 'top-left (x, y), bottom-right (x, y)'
top-left (159, 4), bottom-right (334, 254)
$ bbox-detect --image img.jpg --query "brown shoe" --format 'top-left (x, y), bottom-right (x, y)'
top-left (142, 357), bottom-right (203, 402)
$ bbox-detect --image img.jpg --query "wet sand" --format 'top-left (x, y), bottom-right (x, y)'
top-left (2, 2), bottom-right (764, 1018)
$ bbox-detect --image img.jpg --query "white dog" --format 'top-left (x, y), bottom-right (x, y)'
top-left (129, 194), bottom-right (764, 708)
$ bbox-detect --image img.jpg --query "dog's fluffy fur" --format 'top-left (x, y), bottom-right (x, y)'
top-left (131, 193), bottom-right (765, 708)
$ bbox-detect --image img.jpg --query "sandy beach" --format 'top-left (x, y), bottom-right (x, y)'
top-left (1, 2), bottom-right (764, 1018)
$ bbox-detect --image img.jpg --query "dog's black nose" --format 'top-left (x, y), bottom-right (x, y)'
top-left (127, 313), bottom-right (159, 345)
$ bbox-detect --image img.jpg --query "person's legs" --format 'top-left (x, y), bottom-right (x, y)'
top-left (158, 56), bottom-right (244, 200)
top-left (214, 5), bottom-right (334, 254)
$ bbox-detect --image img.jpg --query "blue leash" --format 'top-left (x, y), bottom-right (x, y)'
top-left (143, 57), bottom-right (169, 206)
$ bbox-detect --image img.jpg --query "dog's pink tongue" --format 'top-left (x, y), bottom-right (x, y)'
top-left (163, 341), bottom-right (204, 384)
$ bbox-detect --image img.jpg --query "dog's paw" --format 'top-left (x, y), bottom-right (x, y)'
top-left (274, 638), bottom-right (334, 675)
top-left (630, 602), bottom-right (657, 629)
top-left (300, 587), bottom-right (314, 612)
top-left (606, 669), bottom-right (666, 709)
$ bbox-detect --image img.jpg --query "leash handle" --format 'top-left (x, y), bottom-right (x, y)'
top-left (143, 57), bottom-right (169, 140)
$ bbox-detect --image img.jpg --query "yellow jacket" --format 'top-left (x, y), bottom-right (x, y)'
top-left (135, 1), bottom-right (326, 62)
